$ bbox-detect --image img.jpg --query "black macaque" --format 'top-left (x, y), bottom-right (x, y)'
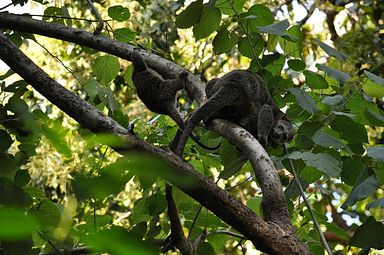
top-left (175, 70), bottom-right (294, 156)
top-left (130, 49), bottom-right (220, 151)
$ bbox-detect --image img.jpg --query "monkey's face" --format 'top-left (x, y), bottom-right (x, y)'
top-left (270, 119), bottom-right (294, 145)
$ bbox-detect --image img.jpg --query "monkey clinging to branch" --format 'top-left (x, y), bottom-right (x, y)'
top-left (176, 70), bottom-right (294, 156)
top-left (130, 49), bottom-right (220, 151)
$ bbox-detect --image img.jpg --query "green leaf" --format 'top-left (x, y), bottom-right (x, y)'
top-left (0, 129), bottom-right (13, 153)
top-left (1, 240), bottom-right (33, 255)
top-left (330, 115), bottom-right (368, 144)
top-left (367, 198), bottom-right (384, 209)
top-left (288, 88), bottom-right (318, 114)
top-left (364, 70), bottom-right (384, 85)
top-left (0, 177), bottom-right (32, 207)
top-left (14, 170), bottom-right (31, 186)
top-left (219, 141), bottom-right (247, 179)
top-left (146, 193), bottom-right (166, 216)
top-left (312, 130), bottom-right (346, 149)
top-left (82, 228), bottom-right (157, 255)
top-left (176, 0), bottom-right (203, 28)
top-left (266, 34), bottom-right (278, 51)
top-left (367, 146), bottom-right (384, 162)
top-left (303, 70), bottom-right (329, 89)
top-left (215, 0), bottom-right (245, 15)
top-left (246, 196), bottom-right (262, 216)
top-left (365, 109), bottom-right (384, 126)
top-left (350, 217), bottom-right (384, 249)
top-left (93, 55), bottom-right (120, 85)
top-left (108, 5), bottom-right (130, 21)
top-left (238, 34), bottom-right (263, 59)
top-left (362, 74), bottom-right (384, 97)
top-left (212, 28), bottom-right (238, 54)
top-left (288, 59), bottom-right (306, 71)
top-left (243, 4), bottom-right (274, 32)
top-left (41, 124), bottom-right (72, 158)
top-left (197, 241), bottom-right (215, 255)
top-left (316, 64), bottom-right (350, 84)
top-left (193, 5), bottom-right (221, 40)
top-left (256, 19), bottom-right (290, 36)
top-left (288, 151), bottom-right (341, 177)
top-left (341, 175), bottom-right (380, 209)
top-left (278, 25), bottom-right (302, 58)
top-left (341, 157), bottom-right (365, 186)
top-left (0, 208), bottom-right (37, 239)
top-left (314, 39), bottom-right (347, 61)
top-left (321, 95), bottom-right (343, 105)
top-left (30, 200), bottom-right (61, 231)
top-left (114, 28), bottom-right (136, 43)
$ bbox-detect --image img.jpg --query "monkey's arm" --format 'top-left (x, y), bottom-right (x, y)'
top-left (257, 104), bottom-right (274, 146)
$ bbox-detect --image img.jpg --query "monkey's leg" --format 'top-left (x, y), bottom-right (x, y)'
top-left (257, 104), bottom-right (274, 146)
top-left (175, 86), bottom-right (240, 157)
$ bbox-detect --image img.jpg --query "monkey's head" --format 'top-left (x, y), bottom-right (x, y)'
top-left (269, 117), bottom-right (294, 145)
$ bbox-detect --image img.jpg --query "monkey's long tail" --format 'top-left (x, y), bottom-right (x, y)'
top-left (172, 111), bottom-right (220, 152)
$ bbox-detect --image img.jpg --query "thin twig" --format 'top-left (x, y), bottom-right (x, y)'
top-left (284, 144), bottom-right (333, 255)
top-left (86, 0), bottom-right (103, 34)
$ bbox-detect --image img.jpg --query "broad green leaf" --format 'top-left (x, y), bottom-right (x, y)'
top-left (256, 19), bottom-right (290, 36)
top-left (93, 55), bottom-right (120, 85)
top-left (30, 199), bottom-right (61, 231)
top-left (365, 109), bottom-right (384, 126)
top-left (130, 222), bottom-right (148, 240)
top-left (114, 28), bottom-right (136, 43)
top-left (367, 198), bottom-right (384, 209)
top-left (261, 52), bottom-right (285, 76)
top-left (362, 78), bottom-right (384, 97)
top-left (176, 0), bottom-right (203, 28)
top-left (0, 208), bottom-right (37, 239)
top-left (0, 129), bottom-right (12, 153)
top-left (1, 240), bottom-right (32, 255)
top-left (364, 70), bottom-right (384, 85)
top-left (312, 130), bottom-right (346, 149)
top-left (84, 79), bottom-right (100, 101)
top-left (341, 175), bottom-right (380, 209)
top-left (266, 34), bottom-right (278, 51)
top-left (108, 5), bottom-right (130, 21)
top-left (14, 170), bottom-right (31, 186)
top-left (288, 88), bottom-right (318, 114)
top-left (207, 234), bottom-right (230, 253)
top-left (288, 59), bottom-right (306, 71)
top-left (212, 28), bottom-right (238, 54)
top-left (303, 70), bottom-right (328, 89)
top-left (314, 39), bottom-right (347, 61)
top-left (41, 124), bottom-right (72, 158)
top-left (246, 196), bottom-right (262, 216)
top-left (238, 34), bottom-right (263, 59)
top-left (0, 177), bottom-right (32, 207)
top-left (330, 115), bottom-right (368, 144)
top-left (146, 193), bottom-right (166, 216)
top-left (219, 141), bottom-right (247, 179)
top-left (316, 64), bottom-right (350, 84)
top-left (242, 4), bottom-right (274, 32)
top-left (82, 228), bottom-right (157, 255)
top-left (197, 242), bottom-right (215, 255)
top-left (350, 217), bottom-right (384, 249)
top-left (288, 151), bottom-right (341, 177)
top-left (193, 5), bottom-right (221, 40)
top-left (321, 95), bottom-right (343, 105)
top-left (215, 0), bottom-right (245, 15)
top-left (367, 146), bottom-right (384, 162)
top-left (278, 25), bottom-right (302, 58)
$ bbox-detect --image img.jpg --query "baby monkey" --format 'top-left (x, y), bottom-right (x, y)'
top-left (175, 70), bottom-right (294, 156)
top-left (130, 49), bottom-right (219, 151)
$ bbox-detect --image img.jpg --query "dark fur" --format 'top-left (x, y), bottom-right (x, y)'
top-left (176, 70), bottom-right (294, 156)
top-left (131, 50), bottom-right (219, 150)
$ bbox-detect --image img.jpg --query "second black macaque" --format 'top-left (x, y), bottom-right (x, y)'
top-left (130, 49), bottom-right (219, 151)
top-left (175, 70), bottom-right (294, 156)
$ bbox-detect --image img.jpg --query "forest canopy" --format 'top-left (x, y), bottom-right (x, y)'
top-left (0, 0), bottom-right (383, 254)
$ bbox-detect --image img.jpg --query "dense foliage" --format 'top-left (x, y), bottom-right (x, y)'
top-left (0, 0), bottom-right (383, 254)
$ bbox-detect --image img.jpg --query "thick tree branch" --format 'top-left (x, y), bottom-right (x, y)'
top-left (0, 14), bottom-right (311, 254)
